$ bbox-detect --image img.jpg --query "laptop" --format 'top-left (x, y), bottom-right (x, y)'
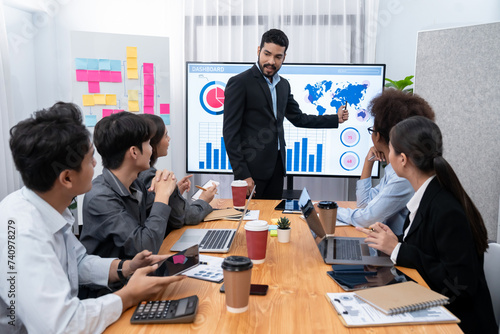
top-left (299, 188), bottom-right (393, 266)
top-left (170, 186), bottom-right (255, 253)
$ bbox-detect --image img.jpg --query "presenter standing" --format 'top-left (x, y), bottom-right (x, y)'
top-left (223, 29), bottom-right (348, 199)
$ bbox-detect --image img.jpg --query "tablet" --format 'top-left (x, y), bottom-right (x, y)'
top-left (327, 265), bottom-right (416, 291)
top-left (150, 244), bottom-right (200, 276)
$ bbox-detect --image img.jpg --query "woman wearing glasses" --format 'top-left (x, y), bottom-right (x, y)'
top-left (336, 89), bottom-right (435, 234)
top-left (359, 116), bottom-right (497, 334)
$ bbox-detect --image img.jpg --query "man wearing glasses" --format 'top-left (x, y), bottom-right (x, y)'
top-left (336, 89), bottom-right (436, 234)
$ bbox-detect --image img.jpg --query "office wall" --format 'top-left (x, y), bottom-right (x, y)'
top-left (414, 22), bottom-right (500, 242)
top-left (376, 0), bottom-right (500, 82)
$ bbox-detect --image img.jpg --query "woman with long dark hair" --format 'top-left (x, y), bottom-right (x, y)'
top-left (359, 116), bottom-right (497, 333)
top-left (138, 114), bottom-right (216, 227)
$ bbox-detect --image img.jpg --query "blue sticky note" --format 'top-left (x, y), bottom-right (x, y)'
top-left (75, 58), bottom-right (87, 70)
top-left (268, 225), bottom-right (278, 230)
top-left (99, 59), bottom-right (111, 71)
top-left (160, 114), bottom-right (170, 125)
top-left (87, 59), bottom-right (99, 70)
top-left (85, 115), bottom-right (97, 127)
top-left (110, 60), bottom-right (121, 71)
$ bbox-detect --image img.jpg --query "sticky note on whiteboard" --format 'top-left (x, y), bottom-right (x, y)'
top-left (85, 115), bottom-right (97, 127)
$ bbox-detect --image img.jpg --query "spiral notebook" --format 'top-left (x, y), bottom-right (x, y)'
top-left (354, 281), bottom-right (449, 315)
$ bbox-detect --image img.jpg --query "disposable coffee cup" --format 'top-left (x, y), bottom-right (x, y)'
top-left (244, 220), bottom-right (269, 264)
top-left (317, 201), bottom-right (338, 235)
top-left (221, 256), bottom-right (253, 313)
top-left (231, 180), bottom-right (248, 209)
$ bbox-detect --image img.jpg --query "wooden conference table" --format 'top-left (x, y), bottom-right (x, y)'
top-left (105, 199), bottom-right (461, 334)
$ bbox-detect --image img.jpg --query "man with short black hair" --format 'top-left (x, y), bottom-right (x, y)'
top-left (223, 29), bottom-right (349, 199)
top-left (80, 112), bottom-right (180, 261)
top-left (0, 102), bottom-right (184, 333)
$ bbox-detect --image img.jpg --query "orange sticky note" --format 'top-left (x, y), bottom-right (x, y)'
top-left (128, 100), bottom-right (140, 112)
top-left (82, 95), bottom-right (95, 106)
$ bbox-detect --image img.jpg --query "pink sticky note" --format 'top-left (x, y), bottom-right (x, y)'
top-left (88, 81), bottom-right (100, 93)
top-left (113, 109), bottom-right (124, 113)
top-left (144, 73), bottom-right (154, 85)
top-left (87, 70), bottom-right (99, 82)
top-left (102, 109), bottom-right (113, 117)
top-left (160, 103), bottom-right (170, 115)
top-left (143, 63), bottom-right (154, 73)
top-left (143, 85), bottom-right (154, 96)
top-left (99, 71), bottom-right (111, 82)
top-left (144, 106), bottom-right (154, 114)
top-left (76, 70), bottom-right (88, 82)
top-left (144, 95), bottom-right (154, 107)
top-left (110, 71), bottom-right (122, 83)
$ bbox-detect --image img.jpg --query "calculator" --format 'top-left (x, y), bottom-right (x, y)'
top-left (130, 295), bottom-right (199, 324)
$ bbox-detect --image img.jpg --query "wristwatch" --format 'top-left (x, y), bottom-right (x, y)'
top-left (117, 259), bottom-right (128, 285)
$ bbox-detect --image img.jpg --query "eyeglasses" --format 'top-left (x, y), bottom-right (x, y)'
top-left (367, 127), bottom-right (377, 135)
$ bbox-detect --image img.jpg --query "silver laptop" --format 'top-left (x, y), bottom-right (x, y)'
top-left (170, 186), bottom-right (255, 253)
top-left (299, 188), bottom-right (392, 266)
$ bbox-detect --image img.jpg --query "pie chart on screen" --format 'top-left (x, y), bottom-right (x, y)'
top-left (199, 81), bottom-right (226, 115)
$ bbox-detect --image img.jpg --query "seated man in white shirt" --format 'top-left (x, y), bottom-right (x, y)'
top-left (0, 102), bottom-right (184, 334)
top-left (336, 90), bottom-right (435, 235)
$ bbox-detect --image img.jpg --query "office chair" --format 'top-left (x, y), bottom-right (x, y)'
top-left (484, 242), bottom-right (500, 331)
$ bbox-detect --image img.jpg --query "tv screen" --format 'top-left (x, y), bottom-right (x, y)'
top-left (186, 62), bottom-right (385, 178)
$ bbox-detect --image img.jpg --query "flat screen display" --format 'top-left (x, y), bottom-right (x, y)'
top-left (186, 62), bottom-right (385, 177)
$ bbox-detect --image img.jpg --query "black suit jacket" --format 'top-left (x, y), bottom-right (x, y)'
top-left (397, 178), bottom-right (497, 333)
top-left (223, 64), bottom-right (339, 181)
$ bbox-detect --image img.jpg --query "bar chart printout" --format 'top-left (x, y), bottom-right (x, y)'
top-left (284, 124), bottom-right (326, 174)
top-left (198, 123), bottom-right (231, 172)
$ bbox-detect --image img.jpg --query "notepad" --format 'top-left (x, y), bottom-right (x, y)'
top-left (325, 292), bottom-right (459, 327)
top-left (354, 281), bottom-right (449, 315)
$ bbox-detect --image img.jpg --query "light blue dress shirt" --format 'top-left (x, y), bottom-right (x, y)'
top-left (256, 62), bottom-right (281, 148)
top-left (0, 187), bottom-right (121, 334)
top-left (336, 164), bottom-right (414, 235)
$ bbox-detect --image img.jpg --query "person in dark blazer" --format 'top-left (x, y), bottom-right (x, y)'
top-left (223, 29), bottom-right (348, 199)
top-left (358, 116), bottom-right (497, 333)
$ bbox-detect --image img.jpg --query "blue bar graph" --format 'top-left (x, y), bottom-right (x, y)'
top-left (316, 144), bottom-right (323, 172)
top-left (206, 143), bottom-right (212, 169)
top-left (301, 138), bottom-right (308, 172)
top-left (294, 142), bottom-right (300, 171)
top-left (285, 138), bottom-right (324, 173)
top-left (309, 155), bottom-right (314, 172)
top-left (198, 123), bottom-right (232, 171)
top-left (286, 149), bottom-right (293, 171)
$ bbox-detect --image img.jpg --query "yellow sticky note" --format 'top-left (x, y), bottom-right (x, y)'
top-left (270, 218), bottom-right (279, 225)
top-left (128, 100), bottom-right (140, 112)
top-left (126, 46), bottom-right (137, 58)
top-left (127, 57), bottom-right (138, 69)
top-left (82, 95), bottom-right (95, 106)
top-left (93, 94), bottom-right (106, 105)
top-left (105, 94), bottom-right (117, 106)
top-left (127, 69), bottom-right (138, 79)
top-left (128, 90), bottom-right (139, 101)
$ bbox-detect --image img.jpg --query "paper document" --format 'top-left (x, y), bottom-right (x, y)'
top-left (183, 255), bottom-right (224, 283)
top-left (299, 214), bottom-right (349, 226)
top-left (192, 180), bottom-right (220, 200)
top-left (325, 292), bottom-right (459, 327)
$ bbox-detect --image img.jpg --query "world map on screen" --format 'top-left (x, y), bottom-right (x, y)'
top-left (304, 81), bottom-right (369, 121)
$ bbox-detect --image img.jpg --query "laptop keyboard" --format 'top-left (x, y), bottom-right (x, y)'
top-left (199, 230), bottom-right (232, 250)
top-left (335, 239), bottom-right (362, 260)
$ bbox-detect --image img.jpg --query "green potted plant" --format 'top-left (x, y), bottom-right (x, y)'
top-left (385, 75), bottom-right (414, 94)
top-left (276, 217), bottom-right (291, 243)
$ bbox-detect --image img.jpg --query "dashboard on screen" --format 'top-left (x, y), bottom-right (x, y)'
top-left (186, 62), bottom-right (384, 178)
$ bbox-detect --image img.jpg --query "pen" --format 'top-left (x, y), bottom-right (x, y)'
top-left (368, 155), bottom-right (376, 161)
top-left (334, 298), bottom-right (349, 315)
top-left (195, 185), bottom-right (207, 191)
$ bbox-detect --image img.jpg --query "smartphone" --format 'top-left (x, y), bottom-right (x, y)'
top-left (219, 283), bottom-right (269, 296)
top-left (149, 244), bottom-right (199, 276)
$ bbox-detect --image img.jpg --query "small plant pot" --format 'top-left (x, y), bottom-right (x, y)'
top-left (277, 228), bottom-right (291, 243)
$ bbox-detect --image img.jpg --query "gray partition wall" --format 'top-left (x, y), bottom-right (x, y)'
top-left (414, 22), bottom-right (500, 242)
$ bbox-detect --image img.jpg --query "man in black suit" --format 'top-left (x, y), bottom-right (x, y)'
top-left (223, 29), bottom-right (349, 199)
